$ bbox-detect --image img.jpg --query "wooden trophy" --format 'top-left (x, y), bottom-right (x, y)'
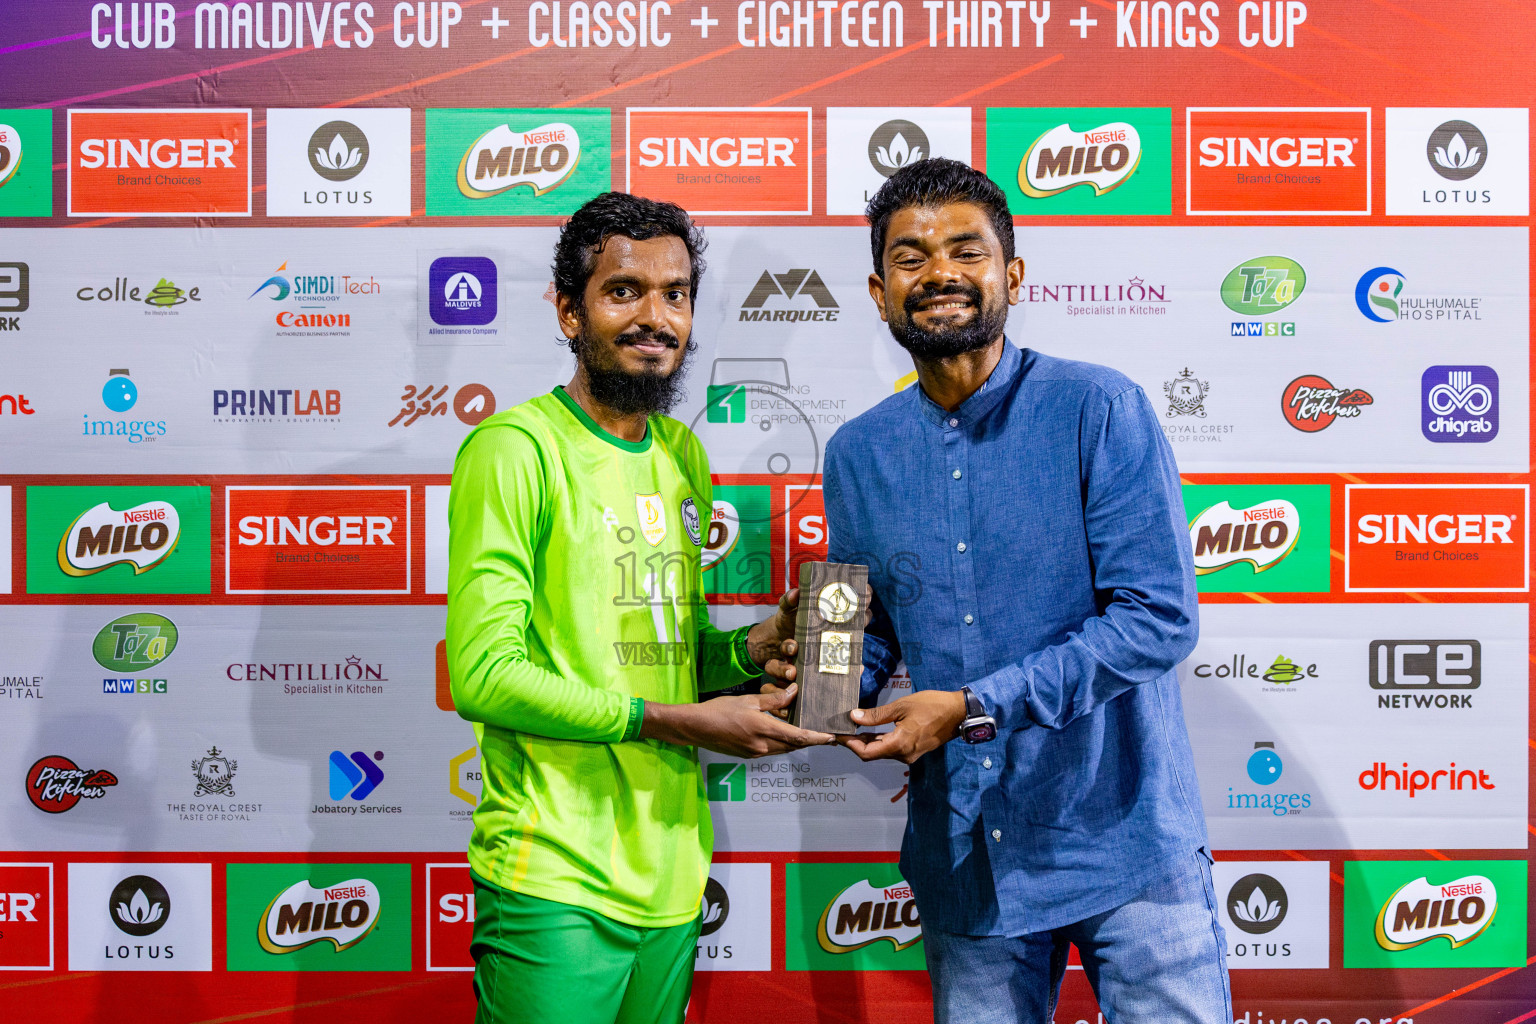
top-left (788, 561), bottom-right (868, 735)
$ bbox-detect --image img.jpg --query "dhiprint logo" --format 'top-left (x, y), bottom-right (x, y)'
top-left (307, 121), bottom-right (368, 181)
top-left (868, 120), bottom-right (928, 177)
top-left (1355, 267), bottom-right (1405, 322)
top-left (428, 257), bottom-right (497, 327)
top-left (110, 875), bottom-right (170, 937)
top-left (1227, 873), bottom-right (1287, 935)
top-left (1422, 366), bottom-right (1498, 443)
top-left (1427, 120), bottom-right (1486, 181)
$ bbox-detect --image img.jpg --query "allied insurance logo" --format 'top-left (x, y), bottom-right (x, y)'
top-left (988, 107), bottom-right (1172, 214)
top-left (425, 108), bottom-right (610, 216)
top-left (67, 108), bottom-right (251, 217)
top-left (626, 107), bottom-right (812, 215)
top-left (1346, 485), bottom-right (1528, 593)
top-left (1187, 107), bottom-right (1370, 215)
top-left (226, 486), bottom-right (411, 594)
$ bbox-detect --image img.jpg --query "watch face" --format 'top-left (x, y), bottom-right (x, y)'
top-left (964, 722), bottom-right (997, 744)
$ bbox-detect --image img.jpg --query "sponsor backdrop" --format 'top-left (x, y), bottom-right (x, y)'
top-left (0, 3), bottom-right (1530, 1023)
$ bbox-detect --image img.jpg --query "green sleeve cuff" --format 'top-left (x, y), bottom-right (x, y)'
top-left (732, 625), bottom-right (765, 679)
top-left (621, 697), bottom-right (645, 741)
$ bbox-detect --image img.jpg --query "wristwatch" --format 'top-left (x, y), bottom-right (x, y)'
top-left (958, 686), bottom-right (997, 744)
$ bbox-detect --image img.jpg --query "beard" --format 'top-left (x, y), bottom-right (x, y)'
top-left (570, 319), bottom-right (696, 417)
top-left (887, 282), bottom-right (1010, 360)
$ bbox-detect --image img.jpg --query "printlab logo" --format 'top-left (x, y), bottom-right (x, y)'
top-left (1422, 366), bottom-right (1498, 443)
top-left (191, 747), bottom-right (237, 798)
top-left (110, 875), bottom-right (170, 937)
top-left (1164, 368), bottom-right (1208, 418)
top-left (329, 750), bottom-right (384, 800)
top-left (429, 257), bottom-right (497, 326)
top-left (738, 269), bottom-right (839, 323)
top-left (1280, 375), bottom-right (1372, 432)
top-left (869, 120), bottom-right (928, 177)
top-left (27, 755), bottom-right (118, 813)
top-left (1222, 255), bottom-right (1304, 335)
top-left (1427, 120), bottom-right (1486, 181)
top-left (308, 121), bottom-right (368, 181)
top-left (701, 877), bottom-right (730, 937)
top-left (1227, 874), bottom-right (1287, 935)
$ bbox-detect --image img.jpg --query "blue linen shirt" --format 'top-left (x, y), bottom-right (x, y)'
top-left (822, 342), bottom-right (1209, 937)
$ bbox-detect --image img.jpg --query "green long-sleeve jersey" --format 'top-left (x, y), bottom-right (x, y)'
top-left (446, 386), bottom-right (759, 927)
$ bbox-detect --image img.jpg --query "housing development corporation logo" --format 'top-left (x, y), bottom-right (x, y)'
top-left (1345, 484), bottom-right (1527, 592)
top-left (226, 486), bottom-right (411, 595)
top-left (27, 755), bottom-right (118, 813)
top-left (1222, 255), bottom-right (1304, 336)
top-left (988, 107), bottom-right (1171, 214)
top-left (1280, 375), bottom-right (1372, 432)
top-left (265, 108), bottom-right (411, 216)
top-left (227, 863), bottom-right (411, 971)
top-left (626, 107), bottom-right (812, 215)
top-left (426, 109), bottom-right (610, 215)
top-left (67, 108), bottom-right (251, 216)
top-left (1182, 485), bottom-right (1329, 593)
top-left (1422, 366), bottom-right (1498, 443)
top-left (1344, 860), bottom-right (1526, 968)
top-left (1187, 107), bottom-right (1370, 214)
top-left (1386, 108), bottom-right (1528, 215)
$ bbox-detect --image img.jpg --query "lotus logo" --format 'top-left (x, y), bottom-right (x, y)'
top-left (58, 499), bottom-right (181, 577)
top-left (307, 120), bottom-right (369, 182)
top-left (700, 877), bottom-right (730, 937)
top-left (1426, 120), bottom-right (1487, 182)
top-left (817, 878), bottom-right (922, 954)
top-left (1188, 499), bottom-right (1299, 575)
top-left (110, 874), bottom-right (171, 937)
top-left (868, 119), bottom-right (929, 178)
top-left (1355, 267), bottom-right (1405, 323)
top-left (458, 121), bottom-right (579, 198)
top-left (0, 123), bottom-right (21, 188)
top-left (259, 877), bottom-right (381, 954)
top-left (1376, 874), bottom-right (1496, 951)
top-left (1227, 873), bottom-right (1287, 935)
top-left (1019, 121), bottom-right (1142, 198)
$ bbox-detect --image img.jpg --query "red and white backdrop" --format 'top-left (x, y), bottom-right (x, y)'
top-left (0, 2), bottom-right (1532, 1021)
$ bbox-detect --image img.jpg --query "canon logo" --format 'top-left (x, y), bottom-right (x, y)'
top-left (78, 137), bottom-right (238, 170)
top-left (1355, 514), bottom-right (1514, 545)
top-left (1197, 136), bottom-right (1354, 168)
top-left (237, 515), bottom-right (394, 547)
top-left (637, 136), bottom-right (795, 168)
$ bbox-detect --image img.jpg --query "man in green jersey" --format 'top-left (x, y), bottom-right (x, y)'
top-left (447, 192), bottom-right (833, 1024)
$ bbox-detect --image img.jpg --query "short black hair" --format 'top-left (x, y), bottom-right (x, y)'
top-left (552, 192), bottom-right (707, 306)
top-left (864, 158), bottom-right (1014, 276)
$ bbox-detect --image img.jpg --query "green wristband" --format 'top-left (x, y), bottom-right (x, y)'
top-left (733, 626), bottom-right (765, 679)
top-left (622, 697), bottom-right (645, 741)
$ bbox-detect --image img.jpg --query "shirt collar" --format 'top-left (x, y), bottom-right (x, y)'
top-left (912, 340), bottom-right (1024, 428)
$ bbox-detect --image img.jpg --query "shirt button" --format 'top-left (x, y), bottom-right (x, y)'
top-left (948, 418), bottom-right (959, 427)
top-left (964, 614), bottom-right (974, 625)
top-left (991, 829), bottom-right (1002, 841)
top-left (952, 469), bottom-right (962, 479)
top-left (957, 542), bottom-right (967, 553)
top-left (983, 757), bottom-right (993, 769)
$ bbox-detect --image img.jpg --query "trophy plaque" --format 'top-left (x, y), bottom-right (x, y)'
top-left (788, 561), bottom-right (868, 735)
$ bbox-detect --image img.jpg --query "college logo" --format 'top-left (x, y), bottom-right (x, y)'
top-left (27, 755), bottom-right (118, 813)
top-left (59, 499), bottom-right (180, 576)
top-left (0, 863), bottom-right (53, 970)
top-left (826, 108), bottom-right (971, 214)
top-left (226, 486), bottom-right (411, 594)
top-left (1422, 366), bottom-right (1498, 443)
top-left (265, 108), bottom-right (411, 216)
top-left (988, 107), bottom-right (1171, 214)
top-left (816, 878), bottom-right (922, 954)
top-left (1280, 375), bottom-right (1372, 432)
top-left (426, 109), bottom-right (610, 215)
top-left (1191, 653), bottom-right (1315, 687)
top-left (0, 111), bottom-right (53, 216)
top-left (1187, 107), bottom-right (1370, 214)
top-left (1345, 860), bottom-right (1526, 967)
top-left (228, 864), bottom-right (411, 971)
top-left (76, 275), bottom-right (202, 312)
top-left (627, 107), bottom-right (812, 215)
top-left (739, 269), bottom-right (839, 322)
top-left (1386, 108), bottom-right (1528, 215)
top-left (1164, 368), bottom-right (1208, 418)
top-left (428, 256), bottom-right (497, 327)
top-left (1345, 484), bottom-right (1527, 592)
top-left (1222, 256), bottom-right (1304, 336)
top-left (68, 108), bottom-right (251, 216)
top-left (1189, 498), bottom-right (1298, 574)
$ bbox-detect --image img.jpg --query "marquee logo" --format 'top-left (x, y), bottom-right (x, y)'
top-left (59, 500), bottom-right (180, 577)
top-left (1187, 107), bottom-right (1370, 214)
top-left (68, 108), bottom-right (251, 216)
top-left (816, 878), bottom-right (921, 954)
top-left (627, 107), bottom-right (812, 215)
top-left (1422, 365), bottom-right (1498, 443)
top-left (27, 755), bottom-right (118, 813)
top-left (226, 485), bottom-right (411, 594)
top-left (1376, 875), bottom-right (1494, 950)
top-left (1281, 375), bottom-right (1371, 432)
top-left (1189, 498), bottom-right (1299, 575)
top-left (739, 269), bottom-right (839, 322)
top-left (258, 878), bottom-right (381, 954)
top-left (458, 121), bottom-right (579, 197)
top-left (1345, 484), bottom-right (1527, 592)
top-left (1018, 120), bottom-right (1142, 198)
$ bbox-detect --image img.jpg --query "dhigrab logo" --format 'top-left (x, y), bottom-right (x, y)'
top-left (1422, 365), bottom-right (1498, 443)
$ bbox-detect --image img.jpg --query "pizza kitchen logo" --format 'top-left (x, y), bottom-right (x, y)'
top-left (1019, 120), bottom-right (1142, 198)
top-left (817, 878), bottom-right (922, 954)
top-left (1280, 374), bottom-right (1372, 432)
top-left (58, 500), bottom-right (181, 577)
top-left (1189, 498), bottom-right (1299, 575)
top-left (258, 877), bottom-right (382, 954)
top-left (27, 755), bottom-right (118, 813)
top-left (68, 108), bottom-right (251, 217)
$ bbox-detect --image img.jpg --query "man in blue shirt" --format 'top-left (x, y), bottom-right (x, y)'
top-left (825, 159), bottom-right (1230, 1022)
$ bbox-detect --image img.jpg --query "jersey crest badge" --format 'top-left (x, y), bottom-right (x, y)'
top-left (636, 492), bottom-right (667, 546)
top-left (680, 497), bottom-right (701, 546)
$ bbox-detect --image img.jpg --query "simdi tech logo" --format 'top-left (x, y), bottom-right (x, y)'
top-left (1344, 860), bottom-right (1526, 968)
top-left (987, 107), bottom-right (1171, 214)
top-left (1386, 108), bottom-right (1529, 215)
top-left (67, 108), bottom-right (251, 217)
top-left (626, 107), bottom-right (812, 216)
top-left (226, 486), bottom-right (411, 595)
top-left (425, 108), bottom-right (611, 215)
top-left (1187, 107), bottom-right (1370, 215)
top-left (26, 485), bottom-right (211, 595)
top-left (0, 110), bottom-right (53, 216)
top-left (265, 107), bottom-right (412, 217)
top-left (1345, 484), bottom-right (1527, 593)
top-left (785, 862), bottom-right (925, 971)
top-left (225, 863), bottom-right (410, 972)
top-left (1182, 484), bottom-right (1330, 593)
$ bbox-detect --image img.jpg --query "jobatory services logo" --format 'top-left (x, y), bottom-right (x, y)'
top-left (67, 862), bottom-right (214, 971)
top-left (67, 108), bottom-right (251, 217)
top-left (1187, 107), bottom-right (1370, 214)
top-left (1280, 375), bottom-right (1372, 432)
top-left (327, 750), bottom-right (386, 802)
top-left (626, 107), bottom-right (812, 215)
top-left (1222, 255), bottom-right (1304, 336)
top-left (226, 863), bottom-right (411, 971)
top-left (1183, 484), bottom-right (1330, 593)
top-left (786, 862), bottom-right (925, 971)
top-left (824, 107), bottom-right (972, 214)
top-left (1386, 108), bottom-right (1528, 215)
top-left (987, 107), bottom-right (1171, 214)
top-left (0, 261), bottom-right (28, 332)
top-left (226, 485), bottom-right (411, 595)
top-left (84, 368), bottom-right (169, 444)
top-left (0, 111), bottom-right (53, 216)
top-left (1344, 860), bottom-right (1526, 968)
top-left (26, 755), bottom-right (119, 813)
top-left (1213, 861), bottom-right (1330, 969)
top-left (0, 863), bottom-right (53, 970)
top-left (1422, 366), bottom-right (1498, 443)
top-left (265, 108), bottom-right (412, 216)
top-left (27, 486), bottom-right (211, 595)
top-left (1345, 484), bottom-right (1527, 592)
top-left (426, 108), bottom-right (611, 215)
top-left (1369, 639), bottom-right (1479, 710)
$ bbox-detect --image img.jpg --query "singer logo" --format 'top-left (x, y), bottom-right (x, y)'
top-left (1187, 108), bottom-right (1370, 214)
top-left (59, 501), bottom-right (181, 577)
top-left (68, 108), bottom-right (251, 216)
top-left (458, 121), bottom-right (580, 198)
top-left (1346, 485), bottom-right (1527, 592)
top-left (425, 864), bottom-right (475, 971)
top-left (226, 486), bottom-right (410, 594)
top-left (258, 878), bottom-right (381, 954)
top-left (1189, 499), bottom-right (1300, 575)
top-left (817, 878), bottom-right (922, 954)
top-left (627, 108), bottom-right (811, 215)
top-left (1376, 874), bottom-right (1495, 951)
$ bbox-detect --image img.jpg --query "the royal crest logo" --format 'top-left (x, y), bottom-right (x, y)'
top-left (1164, 368), bottom-right (1208, 418)
top-left (1019, 121), bottom-right (1142, 198)
top-left (1375, 874), bottom-right (1496, 951)
top-left (458, 121), bottom-right (580, 198)
top-left (817, 878), bottom-right (922, 954)
top-left (258, 877), bottom-right (382, 954)
top-left (636, 493), bottom-right (667, 546)
top-left (58, 500), bottom-right (181, 577)
top-left (191, 746), bottom-right (237, 798)
top-left (27, 755), bottom-right (118, 813)
top-left (1189, 499), bottom-right (1300, 575)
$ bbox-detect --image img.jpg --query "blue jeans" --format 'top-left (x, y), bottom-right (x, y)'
top-left (923, 849), bottom-right (1231, 1024)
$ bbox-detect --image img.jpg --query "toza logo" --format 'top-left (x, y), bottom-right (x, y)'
top-left (58, 500), bottom-right (181, 577)
top-left (93, 612), bottom-right (179, 672)
top-left (1427, 120), bottom-right (1486, 182)
top-left (1227, 874), bottom-right (1288, 935)
top-left (259, 877), bottom-right (382, 954)
top-left (307, 120), bottom-right (369, 181)
top-left (817, 878), bottom-right (922, 954)
top-left (1376, 874), bottom-right (1496, 951)
top-left (458, 121), bottom-right (579, 198)
top-left (1019, 120), bottom-right (1142, 198)
top-left (1221, 256), bottom-right (1305, 315)
top-left (1189, 498), bottom-right (1299, 575)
